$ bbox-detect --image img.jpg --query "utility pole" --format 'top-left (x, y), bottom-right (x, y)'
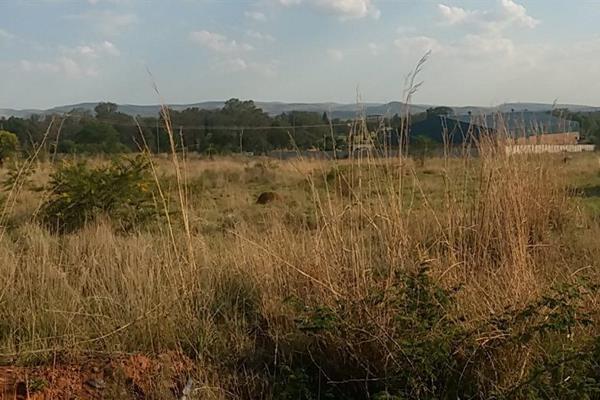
top-left (239, 128), bottom-right (244, 153)
top-left (292, 117), bottom-right (296, 148)
top-left (156, 119), bottom-right (159, 153)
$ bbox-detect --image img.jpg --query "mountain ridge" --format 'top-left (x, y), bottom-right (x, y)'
top-left (2, 101), bottom-right (599, 120)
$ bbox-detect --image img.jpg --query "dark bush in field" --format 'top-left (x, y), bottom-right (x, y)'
top-left (40, 156), bottom-right (156, 233)
top-left (0, 130), bottom-right (19, 164)
top-left (256, 269), bottom-right (600, 399)
top-left (256, 191), bottom-right (281, 204)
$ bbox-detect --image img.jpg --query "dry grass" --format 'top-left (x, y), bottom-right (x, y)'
top-left (0, 142), bottom-right (599, 398)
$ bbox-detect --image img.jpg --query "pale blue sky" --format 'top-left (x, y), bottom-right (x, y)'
top-left (1, 0), bottom-right (600, 109)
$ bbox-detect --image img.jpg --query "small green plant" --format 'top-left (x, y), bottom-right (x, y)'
top-left (40, 155), bottom-right (156, 233)
top-left (499, 338), bottom-right (600, 399)
top-left (294, 305), bottom-right (338, 332)
top-left (27, 377), bottom-right (48, 393)
top-left (1, 160), bottom-right (37, 191)
top-left (274, 365), bottom-right (336, 400)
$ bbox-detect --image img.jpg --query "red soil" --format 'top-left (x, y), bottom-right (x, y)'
top-left (0, 352), bottom-right (193, 399)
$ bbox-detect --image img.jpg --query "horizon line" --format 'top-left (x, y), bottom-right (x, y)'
top-left (3, 99), bottom-right (600, 112)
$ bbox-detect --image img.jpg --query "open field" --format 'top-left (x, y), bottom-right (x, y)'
top-left (0, 148), bottom-right (599, 399)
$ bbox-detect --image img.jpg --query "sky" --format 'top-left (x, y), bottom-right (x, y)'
top-left (1, 0), bottom-right (600, 109)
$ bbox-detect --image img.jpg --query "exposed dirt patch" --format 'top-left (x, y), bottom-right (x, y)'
top-left (0, 352), bottom-right (194, 399)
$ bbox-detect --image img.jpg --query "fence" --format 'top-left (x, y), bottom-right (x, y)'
top-left (268, 145), bottom-right (596, 160)
top-left (505, 144), bottom-right (596, 155)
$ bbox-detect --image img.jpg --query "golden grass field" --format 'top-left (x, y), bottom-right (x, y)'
top-left (0, 146), bottom-right (599, 399)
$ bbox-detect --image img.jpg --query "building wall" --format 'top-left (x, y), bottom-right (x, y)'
top-left (511, 132), bottom-right (580, 145)
top-left (504, 144), bottom-right (595, 155)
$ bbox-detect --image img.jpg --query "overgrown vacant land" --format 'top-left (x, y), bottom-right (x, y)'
top-left (0, 145), bottom-right (599, 399)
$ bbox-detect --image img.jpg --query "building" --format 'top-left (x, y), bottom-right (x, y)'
top-left (452, 112), bottom-right (580, 144)
top-left (409, 111), bottom-right (581, 146)
top-left (409, 115), bottom-right (476, 144)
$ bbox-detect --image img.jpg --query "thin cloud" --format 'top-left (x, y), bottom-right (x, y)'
top-left (396, 25), bottom-right (416, 35)
top-left (462, 33), bottom-right (515, 58)
top-left (65, 10), bottom-right (138, 36)
top-left (437, 0), bottom-right (539, 32)
top-left (190, 30), bottom-right (253, 53)
top-left (432, 0), bottom-right (538, 62)
top-left (276, 0), bottom-right (379, 20)
top-left (244, 10), bottom-right (267, 22)
top-left (394, 36), bottom-right (442, 54)
top-left (276, 0), bottom-right (302, 5)
top-left (327, 48), bottom-right (344, 61)
top-left (19, 41), bottom-right (119, 79)
top-left (20, 57), bottom-right (98, 79)
top-left (0, 29), bottom-right (14, 42)
top-left (500, 0), bottom-right (540, 28)
top-left (213, 57), bottom-right (278, 77)
top-left (87, 0), bottom-right (133, 4)
top-left (67, 41), bottom-right (121, 58)
top-left (368, 42), bottom-right (384, 56)
top-left (246, 30), bottom-right (275, 42)
top-left (437, 4), bottom-right (479, 25)
top-left (218, 57), bottom-right (249, 72)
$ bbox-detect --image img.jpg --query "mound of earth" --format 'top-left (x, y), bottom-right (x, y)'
top-left (256, 191), bottom-right (281, 204)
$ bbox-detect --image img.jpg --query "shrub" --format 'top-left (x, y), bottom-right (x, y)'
top-left (0, 130), bottom-right (19, 164)
top-left (264, 269), bottom-right (599, 400)
top-left (40, 155), bottom-right (156, 233)
top-left (411, 135), bottom-right (438, 167)
top-left (267, 266), bottom-right (469, 400)
top-left (490, 278), bottom-right (600, 399)
top-left (1, 160), bottom-right (37, 191)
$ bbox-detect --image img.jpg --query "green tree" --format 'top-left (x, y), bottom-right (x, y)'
top-left (426, 106), bottom-right (454, 118)
top-left (412, 135), bottom-right (437, 167)
top-left (94, 102), bottom-right (119, 117)
top-left (73, 121), bottom-right (128, 154)
top-left (275, 111), bottom-right (329, 149)
top-left (0, 130), bottom-right (19, 164)
top-left (267, 127), bottom-right (291, 149)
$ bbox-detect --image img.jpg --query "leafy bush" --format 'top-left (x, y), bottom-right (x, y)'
top-left (263, 269), bottom-right (600, 400)
top-left (40, 156), bottom-right (156, 233)
top-left (267, 266), bottom-right (468, 400)
top-left (1, 160), bottom-right (37, 191)
top-left (490, 278), bottom-right (600, 399)
top-left (0, 130), bottom-right (19, 164)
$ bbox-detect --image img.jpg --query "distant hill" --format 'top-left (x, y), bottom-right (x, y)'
top-left (0, 101), bottom-right (429, 119)
top-left (2, 101), bottom-right (600, 120)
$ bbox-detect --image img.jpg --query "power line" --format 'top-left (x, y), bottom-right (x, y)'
top-left (3, 112), bottom-right (390, 135)
top-left (9, 114), bottom-right (356, 132)
top-left (92, 118), bottom-right (354, 132)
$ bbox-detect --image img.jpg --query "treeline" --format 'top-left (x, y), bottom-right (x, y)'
top-left (0, 99), bottom-right (406, 156)
top-left (552, 109), bottom-right (600, 144)
top-left (7, 99), bottom-right (594, 158)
